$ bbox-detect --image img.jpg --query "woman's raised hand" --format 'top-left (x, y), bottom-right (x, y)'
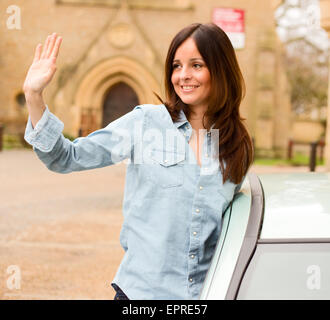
top-left (23, 33), bottom-right (62, 94)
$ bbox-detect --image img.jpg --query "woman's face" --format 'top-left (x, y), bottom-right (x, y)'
top-left (171, 37), bottom-right (211, 111)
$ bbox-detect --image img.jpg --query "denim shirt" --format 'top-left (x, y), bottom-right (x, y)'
top-left (24, 103), bottom-right (243, 300)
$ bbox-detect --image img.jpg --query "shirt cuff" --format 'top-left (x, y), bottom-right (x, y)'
top-left (24, 104), bottom-right (64, 153)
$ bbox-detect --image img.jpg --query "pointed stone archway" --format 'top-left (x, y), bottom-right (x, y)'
top-left (73, 56), bottom-right (161, 136)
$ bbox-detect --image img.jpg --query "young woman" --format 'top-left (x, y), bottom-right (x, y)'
top-left (23, 23), bottom-right (253, 300)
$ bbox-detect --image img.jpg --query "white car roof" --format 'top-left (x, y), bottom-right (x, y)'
top-left (258, 172), bottom-right (330, 240)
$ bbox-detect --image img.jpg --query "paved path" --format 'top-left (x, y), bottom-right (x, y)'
top-left (1, 149), bottom-right (126, 300)
top-left (0, 149), bottom-right (327, 299)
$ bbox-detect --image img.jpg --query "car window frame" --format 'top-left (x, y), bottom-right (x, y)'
top-left (225, 172), bottom-right (265, 299)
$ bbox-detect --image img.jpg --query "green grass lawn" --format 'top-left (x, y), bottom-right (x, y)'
top-left (254, 152), bottom-right (324, 166)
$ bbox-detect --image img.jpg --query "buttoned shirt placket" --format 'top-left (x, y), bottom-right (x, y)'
top-left (177, 117), bottom-right (214, 297)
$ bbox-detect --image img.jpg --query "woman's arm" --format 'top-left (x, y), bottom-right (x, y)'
top-left (24, 105), bottom-right (143, 173)
top-left (23, 33), bottom-right (144, 173)
top-left (23, 33), bottom-right (62, 127)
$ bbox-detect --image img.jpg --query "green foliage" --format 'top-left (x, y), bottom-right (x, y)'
top-left (63, 132), bottom-right (76, 141)
top-left (2, 134), bottom-right (31, 150)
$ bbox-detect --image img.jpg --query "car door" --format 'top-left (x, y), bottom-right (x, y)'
top-left (200, 172), bottom-right (263, 299)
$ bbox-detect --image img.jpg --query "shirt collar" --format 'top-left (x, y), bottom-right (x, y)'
top-left (173, 108), bottom-right (216, 130)
top-left (173, 109), bottom-right (189, 129)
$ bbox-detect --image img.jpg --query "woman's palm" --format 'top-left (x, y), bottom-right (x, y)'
top-left (23, 33), bottom-right (62, 93)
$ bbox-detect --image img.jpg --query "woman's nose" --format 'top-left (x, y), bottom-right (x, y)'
top-left (180, 66), bottom-right (192, 81)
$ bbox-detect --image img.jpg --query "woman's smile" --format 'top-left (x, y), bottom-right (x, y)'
top-left (180, 84), bottom-right (200, 92)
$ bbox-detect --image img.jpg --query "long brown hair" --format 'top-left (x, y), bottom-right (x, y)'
top-left (157, 22), bottom-right (253, 185)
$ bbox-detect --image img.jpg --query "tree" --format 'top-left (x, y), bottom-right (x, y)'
top-left (276, 0), bottom-right (329, 116)
top-left (282, 39), bottom-right (329, 115)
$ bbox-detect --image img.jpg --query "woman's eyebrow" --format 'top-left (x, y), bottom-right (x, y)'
top-left (172, 57), bottom-right (204, 63)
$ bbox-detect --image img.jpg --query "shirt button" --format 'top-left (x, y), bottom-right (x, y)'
top-left (189, 278), bottom-right (193, 282)
top-left (190, 254), bottom-right (195, 259)
top-left (205, 154), bottom-right (209, 158)
top-left (193, 231), bottom-right (197, 236)
top-left (195, 208), bottom-right (200, 213)
top-left (164, 159), bottom-right (168, 163)
top-left (199, 186), bottom-right (203, 190)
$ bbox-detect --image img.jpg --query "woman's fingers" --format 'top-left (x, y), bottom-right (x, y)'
top-left (50, 36), bottom-right (62, 59)
top-left (32, 32), bottom-right (61, 65)
top-left (40, 35), bottom-right (51, 59)
top-left (46, 33), bottom-right (57, 58)
top-left (33, 43), bottom-right (42, 63)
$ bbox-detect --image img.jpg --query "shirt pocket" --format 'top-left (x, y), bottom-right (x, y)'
top-left (147, 148), bottom-right (185, 188)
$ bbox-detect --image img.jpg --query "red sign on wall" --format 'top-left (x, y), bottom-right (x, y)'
top-left (212, 8), bottom-right (245, 49)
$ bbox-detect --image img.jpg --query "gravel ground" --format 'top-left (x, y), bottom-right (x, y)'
top-left (0, 149), bottom-right (327, 300)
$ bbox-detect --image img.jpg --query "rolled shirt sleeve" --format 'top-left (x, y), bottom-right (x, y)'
top-left (25, 105), bottom-right (64, 153)
top-left (24, 104), bottom-right (144, 173)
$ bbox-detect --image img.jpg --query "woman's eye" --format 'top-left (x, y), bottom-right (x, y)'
top-left (194, 64), bottom-right (202, 68)
top-left (172, 64), bottom-right (180, 69)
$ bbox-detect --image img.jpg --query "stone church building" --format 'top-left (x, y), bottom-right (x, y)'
top-left (0, 0), bottom-right (291, 157)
